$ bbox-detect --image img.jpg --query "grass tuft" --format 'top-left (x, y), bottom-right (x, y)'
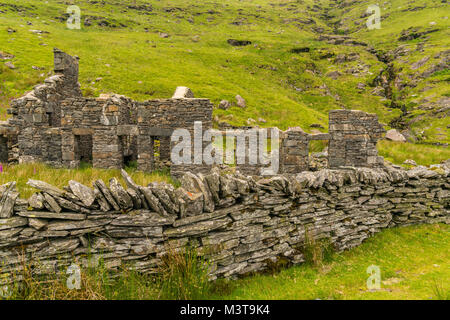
top-left (157, 244), bottom-right (212, 300)
top-left (302, 226), bottom-right (335, 269)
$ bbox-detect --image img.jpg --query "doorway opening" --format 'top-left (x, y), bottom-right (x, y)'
top-left (74, 135), bottom-right (93, 165)
top-left (0, 136), bottom-right (8, 163)
top-left (120, 135), bottom-right (138, 169)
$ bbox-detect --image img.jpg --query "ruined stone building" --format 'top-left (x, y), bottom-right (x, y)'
top-left (0, 49), bottom-right (213, 176)
top-left (0, 49), bottom-right (386, 177)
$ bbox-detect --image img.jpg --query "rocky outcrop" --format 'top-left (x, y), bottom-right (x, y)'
top-left (235, 95), bottom-right (246, 108)
top-left (172, 86), bottom-right (194, 99)
top-left (218, 100), bottom-right (231, 110)
top-left (227, 39), bottom-right (252, 47)
top-left (0, 165), bottom-right (448, 283)
top-left (318, 34), bottom-right (367, 47)
top-left (398, 27), bottom-right (439, 41)
top-left (386, 129), bottom-right (407, 142)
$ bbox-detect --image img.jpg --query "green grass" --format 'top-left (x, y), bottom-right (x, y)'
top-left (3, 223), bottom-right (448, 300)
top-left (378, 140), bottom-right (450, 166)
top-left (158, 244), bottom-right (212, 300)
top-left (0, 0), bottom-right (329, 129)
top-left (0, 162), bottom-right (175, 198)
top-left (213, 224), bottom-right (450, 300)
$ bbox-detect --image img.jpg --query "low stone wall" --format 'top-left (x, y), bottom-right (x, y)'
top-left (0, 164), bottom-right (448, 283)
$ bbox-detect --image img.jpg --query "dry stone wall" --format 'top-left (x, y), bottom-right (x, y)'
top-left (0, 164), bottom-right (448, 283)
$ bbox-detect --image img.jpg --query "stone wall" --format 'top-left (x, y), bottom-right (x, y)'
top-left (0, 124), bottom-right (18, 164)
top-left (0, 164), bottom-right (448, 283)
top-left (0, 136), bottom-right (9, 163)
top-left (53, 48), bottom-right (82, 97)
top-left (5, 49), bottom-right (84, 167)
top-left (8, 49), bottom-right (82, 129)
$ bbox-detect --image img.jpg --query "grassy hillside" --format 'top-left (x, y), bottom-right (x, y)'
top-left (0, 0), bottom-right (448, 165)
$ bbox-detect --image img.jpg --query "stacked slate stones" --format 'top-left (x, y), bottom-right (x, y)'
top-left (0, 164), bottom-right (449, 284)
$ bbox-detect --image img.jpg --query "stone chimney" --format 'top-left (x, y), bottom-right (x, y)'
top-left (53, 48), bottom-right (82, 96)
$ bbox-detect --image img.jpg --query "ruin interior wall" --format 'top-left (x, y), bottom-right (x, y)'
top-left (138, 98), bottom-right (213, 174)
top-left (0, 165), bottom-right (448, 282)
top-left (328, 110), bottom-right (385, 168)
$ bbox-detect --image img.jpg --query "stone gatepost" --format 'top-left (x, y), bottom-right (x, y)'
top-left (61, 128), bottom-right (77, 168)
top-left (280, 127), bottom-right (310, 174)
top-left (137, 134), bottom-right (154, 172)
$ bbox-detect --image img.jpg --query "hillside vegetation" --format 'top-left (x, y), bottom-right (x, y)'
top-left (0, 0), bottom-right (449, 165)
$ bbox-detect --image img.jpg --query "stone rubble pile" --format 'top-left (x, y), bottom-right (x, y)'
top-left (0, 164), bottom-right (449, 283)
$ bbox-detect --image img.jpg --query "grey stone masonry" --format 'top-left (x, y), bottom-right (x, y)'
top-left (328, 110), bottom-right (385, 168)
top-left (280, 127), bottom-right (310, 174)
top-left (0, 164), bottom-right (448, 283)
top-left (53, 48), bottom-right (82, 97)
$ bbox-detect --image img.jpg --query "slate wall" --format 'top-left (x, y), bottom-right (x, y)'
top-left (0, 164), bottom-right (448, 283)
